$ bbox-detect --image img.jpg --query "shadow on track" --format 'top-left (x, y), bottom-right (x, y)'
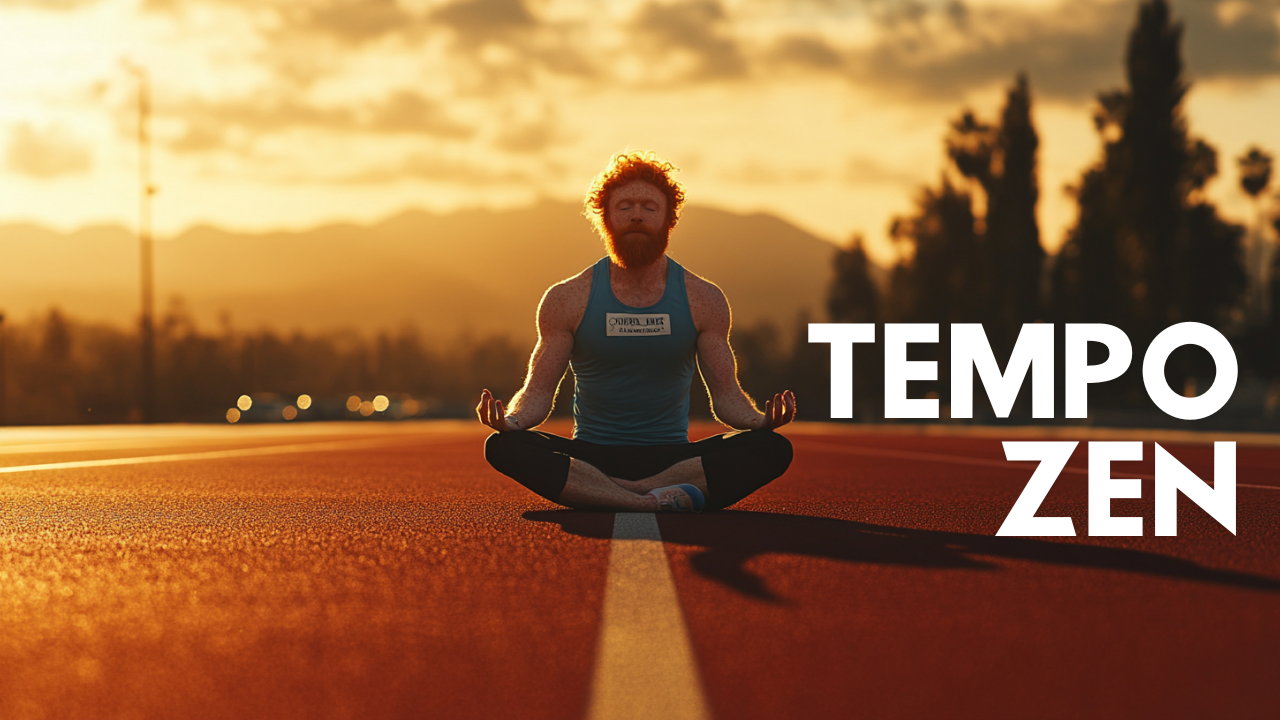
top-left (523, 509), bottom-right (1280, 602)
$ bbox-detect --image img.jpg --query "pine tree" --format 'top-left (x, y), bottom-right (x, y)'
top-left (1053, 0), bottom-right (1244, 346)
top-left (826, 236), bottom-right (882, 415)
top-left (827, 235), bottom-right (880, 325)
top-left (1238, 146), bottom-right (1275, 323)
top-left (1121, 0), bottom-right (1188, 338)
top-left (985, 74), bottom-right (1044, 355)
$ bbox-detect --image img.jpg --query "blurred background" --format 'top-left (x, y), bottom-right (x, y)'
top-left (1, 0), bottom-right (1278, 428)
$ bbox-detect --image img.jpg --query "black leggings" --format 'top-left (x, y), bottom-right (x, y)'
top-left (484, 429), bottom-right (793, 511)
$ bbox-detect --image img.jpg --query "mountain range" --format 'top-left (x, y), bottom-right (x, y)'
top-left (1, 202), bottom-right (847, 343)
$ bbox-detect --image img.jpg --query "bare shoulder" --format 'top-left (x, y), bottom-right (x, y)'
top-left (538, 265), bottom-right (593, 333)
top-left (683, 267), bottom-right (730, 334)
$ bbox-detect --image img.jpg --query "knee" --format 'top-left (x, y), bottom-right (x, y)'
top-left (483, 430), bottom-right (522, 469)
top-left (761, 431), bottom-right (793, 476)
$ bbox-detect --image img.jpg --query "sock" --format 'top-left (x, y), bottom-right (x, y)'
top-left (645, 484), bottom-right (706, 512)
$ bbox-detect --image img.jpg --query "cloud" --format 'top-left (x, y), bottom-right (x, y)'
top-left (0, 0), bottom-right (98, 9)
top-left (335, 153), bottom-right (530, 184)
top-left (4, 123), bottom-right (92, 179)
top-left (632, 0), bottom-right (748, 80)
top-left (166, 91), bottom-right (474, 152)
top-left (839, 1), bottom-right (1130, 102)
top-left (493, 111), bottom-right (562, 153)
top-left (770, 35), bottom-right (844, 69)
top-left (844, 154), bottom-right (918, 187)
top-left (365, 91), bottom-right (475, 138)
top-left (1181, 0), bottom-right (1280, 81)
top-left (169, 118), bottom-right (227, 153)
top-left (719, 158), bottom-right (827, 184)
top-left (431, 0), bottom-right (536, 42)
top-left (134, 0), bottom-right (1280, 100)
top-left (302, 0), bottom-right (418, 44)
top-left (838, 0), bottom-right (1280, 102)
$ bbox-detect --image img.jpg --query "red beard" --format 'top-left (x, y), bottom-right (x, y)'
top-left (605, 223), bottom-right (670, 269)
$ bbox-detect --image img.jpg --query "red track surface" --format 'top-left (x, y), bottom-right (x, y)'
top-left (0, 421), bottom-right (1276, 719)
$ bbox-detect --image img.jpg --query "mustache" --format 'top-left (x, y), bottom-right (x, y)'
top-left (617, 224), bottom-right (657, 239)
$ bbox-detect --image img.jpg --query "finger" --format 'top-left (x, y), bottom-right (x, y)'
top-left (483, 394), bottom-right (496, 427)
top-left (761, 398), bottom-right (772, 428)
top-left (496, 400), bottom-right (506, 428)
top-left (772, 393), bottom-right (783, 426)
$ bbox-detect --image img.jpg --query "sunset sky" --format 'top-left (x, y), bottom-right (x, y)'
top-left (3, 0), bottom-right (1280, 264)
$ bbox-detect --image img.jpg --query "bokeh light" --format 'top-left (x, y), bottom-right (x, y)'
top-left (226, 408), bottom-right (241, 423)
top-left (346, 395), bottom-right (362, 412)
top-left (282, 405), bottom-right (298, 421)
top-left (358, 400), bottom-right (375, 417)
top-left (237, 395), bottom-right (252, 411)
top-left (297, 394), bottom-right (312, 410)
top-left (373, 395), bottom-right (390, 412)
top-left (401, 399), bottom-right (421, 416)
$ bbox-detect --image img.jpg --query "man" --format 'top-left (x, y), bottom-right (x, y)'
top-left (477, 151), bottom-right (796, 512)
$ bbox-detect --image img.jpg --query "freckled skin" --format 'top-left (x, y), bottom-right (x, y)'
top-left (476, 179), bottom-right (795, 436)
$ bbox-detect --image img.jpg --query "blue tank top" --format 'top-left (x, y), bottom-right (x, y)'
top-left (571, 256), bottom-right (698, 445)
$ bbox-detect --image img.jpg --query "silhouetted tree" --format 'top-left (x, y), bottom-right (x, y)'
top-left (1239, 147), bottom-right (1273, 199)
top-left (1052, 0), bottom-right (1244, 363)
top-left (946, 111), bottom-right (996, 192)
top-left (882, 178), bottom-right (979, 405)
top-left (828, 235), bottom-right (880, 324)
top-left (1051, 92), bottom-right (1127, 329)
top-left (826, 236), bottom-right (882, 414)
top-left (1268, 235), bottom-right (1280, 378)
top-left (1121, 0), bottom-right (1188, 338)
top-left (784, 309), bottom-right (837, 420)
top-left (0, 307), bottom-right (532, 425)
top-left (1238, 146), bottom-right (1275, 323)
top-left (903, 73), bottom-right (1044, 363)
top-left (886, 178), bottom-right (981, 327)
top-left (984, 74), bottom-right (1045, 355)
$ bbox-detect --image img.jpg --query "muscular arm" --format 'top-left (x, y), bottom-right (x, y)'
top-left (503, 277), bottom-right (586, 429)
top-left (690, 279), bottom-right (767, 431)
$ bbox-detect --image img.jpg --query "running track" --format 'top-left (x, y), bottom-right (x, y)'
top-left (0, 421), bottom-right (1276, 720)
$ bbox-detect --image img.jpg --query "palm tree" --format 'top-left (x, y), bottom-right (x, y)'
top-left (1238, 146), bottom-right (1274, 322)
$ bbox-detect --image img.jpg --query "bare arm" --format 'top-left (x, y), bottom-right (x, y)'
top-left (478, 275), bottom-right (587, 431)
top-left (689, 278), bottom-right (794, 430)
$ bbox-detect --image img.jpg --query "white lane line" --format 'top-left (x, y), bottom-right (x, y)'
top-left (796, 440), bottom-right (1280, 492)
top-left (0, 435), bottom-right (434, 474)
top-left (587, 513), bottom-right (711, 720)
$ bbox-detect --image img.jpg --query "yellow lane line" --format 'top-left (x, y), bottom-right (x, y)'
top-left (587, 513), bottom-right (712, 720)
top-left (0, 435), bottom-right (437, 474)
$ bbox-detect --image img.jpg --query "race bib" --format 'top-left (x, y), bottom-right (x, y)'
top-left (606, 313), bottom-right (671, 336)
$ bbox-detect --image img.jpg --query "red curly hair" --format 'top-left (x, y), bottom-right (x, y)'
top-left (583, 151), bottom-right (686, 240)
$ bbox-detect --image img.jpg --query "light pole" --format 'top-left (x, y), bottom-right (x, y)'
top-left (122, 60), bottom-right (157, 423)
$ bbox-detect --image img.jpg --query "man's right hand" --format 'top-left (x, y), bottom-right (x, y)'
top-left (477, 389), bottom-right (519, 432)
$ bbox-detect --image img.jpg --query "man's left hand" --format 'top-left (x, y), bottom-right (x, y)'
top-left (758, 390), bottom-right (796, 430)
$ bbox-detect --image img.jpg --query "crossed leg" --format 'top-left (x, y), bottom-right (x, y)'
top-left (608, 457), bottom-right (707, 495)
top-left (484, 429), bottom-right (791, 511)
top-left (560, 458), bottom-right (661, 511)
